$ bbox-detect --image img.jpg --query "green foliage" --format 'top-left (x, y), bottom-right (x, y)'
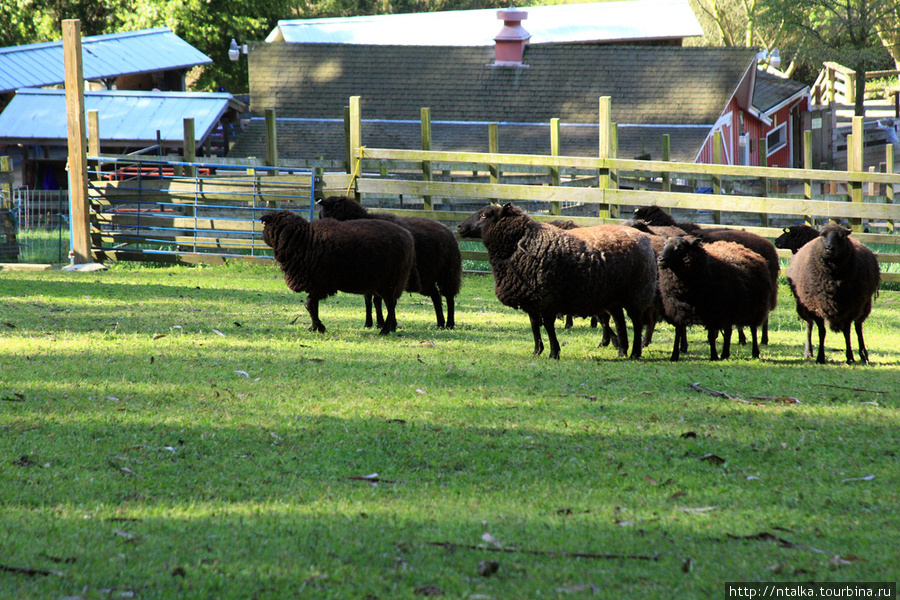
top-left (1, 264), bottom-right (899, 597)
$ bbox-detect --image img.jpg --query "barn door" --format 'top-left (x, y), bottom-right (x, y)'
top-left (803, 107), bottom-right (834, 170)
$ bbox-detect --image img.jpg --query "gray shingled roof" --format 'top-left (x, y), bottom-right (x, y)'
top-left (249, 44), bottom-right (757, 125)
top-left (753, 69), bottom-right (809, 115)
top-left (238, 43), bottom-right (758, 162)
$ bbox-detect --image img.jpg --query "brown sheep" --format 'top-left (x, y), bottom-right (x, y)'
top-left (786, 225), bottom-right (880, 364)
top-left (260, 210), bottom-right (417, 335)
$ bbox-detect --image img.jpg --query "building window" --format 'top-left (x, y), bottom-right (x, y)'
top-left (766, 122), bottom-right (787, 155)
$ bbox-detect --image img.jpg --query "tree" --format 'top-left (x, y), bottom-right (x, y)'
top-left (873, 0), bottom-right (900, 70)
top-left (775, 0), bottom-right (895, 115)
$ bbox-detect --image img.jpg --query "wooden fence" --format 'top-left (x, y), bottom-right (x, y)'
top-left (56, 95), bottom-right (900, 282)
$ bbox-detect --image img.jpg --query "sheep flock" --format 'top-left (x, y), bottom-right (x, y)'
top-left (261, 202), bottom-right (883, 365)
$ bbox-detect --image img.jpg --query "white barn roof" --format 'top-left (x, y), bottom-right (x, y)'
top-left (0, 88), bottom-right (237, 148)
top-left (266, 0), bottom-right (703, 46)
top-left (0, 28), bottom-right (212, 94)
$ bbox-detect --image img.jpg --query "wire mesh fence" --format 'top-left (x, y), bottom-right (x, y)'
top-left (6, 189), bottom-right (70, 264)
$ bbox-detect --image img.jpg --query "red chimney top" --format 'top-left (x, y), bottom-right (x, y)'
top-left (493, 8), bottom-right (530, 66)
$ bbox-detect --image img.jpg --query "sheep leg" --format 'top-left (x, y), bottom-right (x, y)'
top-left (607, 308), bottom-right (628, 357)
top-left (761, 317), bottom-right (769, 345)
top-left (528, 313), bottom-right (545, 356)
top-left (841, 324), bottom-right (856, 364)
top-left (564, 315), bottom-right (574, 329)
top-left (598, 313), bottom-right (617, 348)
top-left (814, 317), bottom-right (827, 364)
top-left (428, 290), bottom-right (446, 328)
top-left (670, 325), bottom-right (685, 362)
top-left (751, 326), bottom-right (760, 358)
top-left (641, 307), bottom-right (656, 348)
top-left (305, 296), bottom-right (327, 333)
top-left (720, 327), bottom-right (732, 359)
top-left (802, 320), bottom-right (814, 359)
top-left (373, 297), bottom-right (386, 329)
top-left (380, 297), bottom-right (398, 335)
top-left (736, 327), bottom-right (747, 345)
top-left (363, 294), bottom-right (375, 328)
top-left (627, 312), bottom-right (644, 359)
top-left (706, 328), bottom-right (720, 361)
top-left (444, 294), bottom-right (455, 330)
top-left (542, 310), bottom-right (563, 359)
top-left (855, 321), bottom-right (869, 364)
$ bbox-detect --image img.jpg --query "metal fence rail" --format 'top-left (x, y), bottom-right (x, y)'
top-left (88, 157), bottom-right (317, 264)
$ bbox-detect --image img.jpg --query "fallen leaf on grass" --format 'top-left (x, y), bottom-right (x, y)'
top-left (829, 554), bottom-right (865, 567)
top-left (679, 506), bottom-right (718, 514)
top-left (113, 529), bottom-right (138, 542)
top-left (0, 563), bottom-right (63, 577)
top-left (415, 584), bottom-right (443, 596)
top-left (211, 329), bottom-right (225, 337)
top-left (235, 370), bottom-right (250, 378)
top-left (347, 473), bottom-right (397, 485)
top-left (645, 475), bottom-right (674, 486)
top-left (698, 453), bottom-right (726, 465)
top-left (841, 474), bottom-right (875, 483)
top-left (477, 560), bottom-right (499, 577)
top-left (556, 583), bottom-right (599, 594)
top-left (152, 334), bottom-right (166, 340)
top-left (680, 431), bottom-right (698, 439)
top-left (727, 532), bottom-right (795, 548)
top-left (5, 322), bottom-right (15, 328)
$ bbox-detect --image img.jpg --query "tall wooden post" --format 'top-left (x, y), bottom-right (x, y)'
top-left (421, 107), bottom-right (433, 211)
top-left (598, 96), bottom-right (611, 219)
top-left (661, 134), bottom-right (671, 193)
top-left (886, 144), bottom-right (895, 233)
top-left (349, 96), bottom-right (361, 200)
top-left (265, 108), bottom-right (277, 172)
top-left (488, 122), bottom-right (500, 185)
top-left (803, 130), bottom-right (813, 201)
top-left (63, 20), bottom-right (91, 265)
top-left (88, 109), bottom-right (100, 181)
top-left (183, 117), bottom-right (196, 177)
top-left (550, 118), bottom-right (561, 215)
top-left (712, 130), bottom-right (722, 224)
top-left (849, 116), bottom-right (864, 231)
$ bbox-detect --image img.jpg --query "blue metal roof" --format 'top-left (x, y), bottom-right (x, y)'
top-left (0, 28), bottom-right (211, 94)
top-left (266, 0), bottom-right (703, 46)
top-left (0, 88), bottom-right (236, 148)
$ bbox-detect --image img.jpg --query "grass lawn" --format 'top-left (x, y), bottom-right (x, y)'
top-left (1, 263), bottom-right (898, 599)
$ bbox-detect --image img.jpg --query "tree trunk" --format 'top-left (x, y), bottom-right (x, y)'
top-left (855, 65), bottom-right (866, 117)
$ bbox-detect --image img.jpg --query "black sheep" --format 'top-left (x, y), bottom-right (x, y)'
top-left (633, 206), bottom-right (703, 234)
top-left (317, 196), bottom-right (462, 329)
top-left (775, 224), bottom-right (819, 254)
top-left (695, 228), bottom-right (780, 345)
top-left (458, 203), bottom-right (657, 359)
top-left (657, 236), bottom-right (772, 361)
top-left (260, 210), bottom-right (417, 335)
top-left (785, 225), bottom-right (880, 364)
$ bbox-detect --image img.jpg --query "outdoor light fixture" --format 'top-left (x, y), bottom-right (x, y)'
top-left (228, 38), bottom-right (240, 62)
top-left (756, 48), bottom-right (781, 69)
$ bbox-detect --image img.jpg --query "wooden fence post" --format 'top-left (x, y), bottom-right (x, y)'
top-left (88, 109), bottom-right (100, 181)
top-left (758, 137), bottom-right (769, 227)
top-left (598, 96), bottom-right (611, 219)
top-left (265, 108), bottom-right (277, 173)
top-left (183, 117), bottom-right (196, 177)
top-left (661, 134), bottom-right (671, 192)
top-left (609, 123), bottom-right (619, 218)
top-left (712, 130), bottom-right (722, 224)
top-left (849, 116), bottom-right (864, 231)
top-left (421, 107), bottom-right (433, 211)
top-left (63, 19), bottom-right (91, 265)
top-left (887, 144), bottom-right (895, 232)
top-left (343, 106), bottom-right (351, 174)
top-left (550, 117), bottom-right (561, 215)
top-left (349, 96), bottom-right (361, 200)
top-left (803, 129), bottom-right (812, 201)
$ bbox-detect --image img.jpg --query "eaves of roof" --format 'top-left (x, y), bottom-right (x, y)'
top-left (0, 88), bottom-right (237, 148)
top-left (0, 28), bottom-right (212, 94)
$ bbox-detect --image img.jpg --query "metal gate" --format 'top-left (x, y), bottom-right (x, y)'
top-left (88, 157), bottom-right (317, 264)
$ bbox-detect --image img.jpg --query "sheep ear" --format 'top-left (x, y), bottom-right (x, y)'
top-left (500, 202), bottom-right (515, 216)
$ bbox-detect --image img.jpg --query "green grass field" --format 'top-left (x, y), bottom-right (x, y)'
top-left (1, 263), bottom-right (898, 599)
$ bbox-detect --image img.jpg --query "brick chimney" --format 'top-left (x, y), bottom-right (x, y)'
top-left (493, 8), bottom-right (530, 66)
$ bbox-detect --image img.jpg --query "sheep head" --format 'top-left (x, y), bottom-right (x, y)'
top-left (775, 225), bottom-right (819, 254)
top-left (317, 195), bottom-right (368, 221)
top-left (657, 235), bottom-right (702, 271)
top-left (819, 225), bottom-right (852, 263)
top-left (260, 210), bottom-right (307, 249)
